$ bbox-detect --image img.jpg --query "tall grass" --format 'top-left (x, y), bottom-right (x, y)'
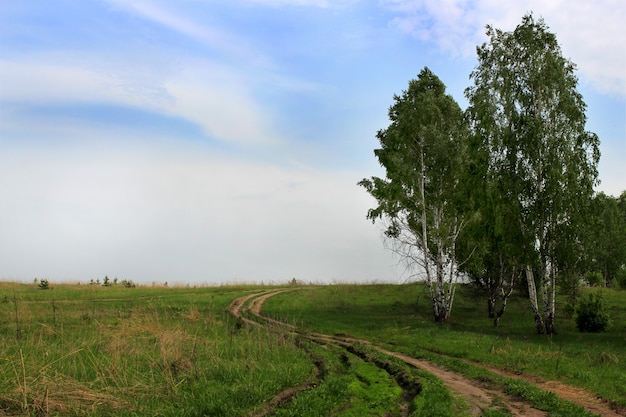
top-left (0, 282), bottom-right (312, 416)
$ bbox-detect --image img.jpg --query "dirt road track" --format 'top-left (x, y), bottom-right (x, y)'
top-left (227, 289), bottom-right (621, 417)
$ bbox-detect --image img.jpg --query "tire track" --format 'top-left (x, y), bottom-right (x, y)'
top-left (298, 331), bottom-right (545, 417)
top-left (225, 290), bottom-right (323, 417)
top-left (239, 289), bottom-right (625, 417)
top-left (228, 290), bottom-right (539, 416)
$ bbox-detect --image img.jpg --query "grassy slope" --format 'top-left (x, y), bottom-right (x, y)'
top-left (262, 284), bottom-right (626, 409)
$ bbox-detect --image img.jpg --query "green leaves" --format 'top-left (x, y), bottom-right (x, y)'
top-left (361, 66), bottom-right (468, 233)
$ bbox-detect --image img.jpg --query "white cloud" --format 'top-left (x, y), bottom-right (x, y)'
top-left (0, 56), bottom-right (278, 146)
top-left (0, 140), bottom-right (400, 283)
top-left (0, 60), bottom-right (129, 104)
top-left (103, 0), bottom-right (269, 66)
top-left (382, 0), bottom-right (626, 96)
top-left (384, 0), bottom-right (475, 56)
top-left (162, 62), bottom-right (278, 146)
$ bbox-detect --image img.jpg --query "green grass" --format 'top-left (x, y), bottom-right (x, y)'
top-left (2, 281), bottom-right (624, 416)
top-left (0, 282), bottom-right (312, 416)
top-left (273, 341), bottom-right (422, 417)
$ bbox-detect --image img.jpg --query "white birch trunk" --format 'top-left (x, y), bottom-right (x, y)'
top-left (526, 265), bottom-right (545, 333)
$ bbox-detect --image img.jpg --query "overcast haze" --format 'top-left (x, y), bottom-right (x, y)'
top-left (1, 1), bottom-right (625, 285)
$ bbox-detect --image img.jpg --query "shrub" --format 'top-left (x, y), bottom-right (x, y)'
top-left (584, 271), bottom-right (604, 287)
top-left (38, 279), bottom-right (50, 290)
top-left (575, 292), bottom-right (611, 332)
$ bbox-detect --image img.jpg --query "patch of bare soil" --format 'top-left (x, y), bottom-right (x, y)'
top-left (303, 332), bottom-right (545, 417)
top-left (473, 362), bottom-right (623, 417)
top-left (377, 348), bottom-right (546, 417)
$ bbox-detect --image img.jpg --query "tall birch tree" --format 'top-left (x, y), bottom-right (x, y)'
top-left (465, 14), bottom-right (600, 334)
top-left (359, 67), bottom-right (469, 322)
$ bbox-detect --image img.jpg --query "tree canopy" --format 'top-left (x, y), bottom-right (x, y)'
top-left (361, 14), bottom-right (610, 333)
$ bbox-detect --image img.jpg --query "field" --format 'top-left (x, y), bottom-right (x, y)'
top-left (0, 281), bottom-right (624, 416)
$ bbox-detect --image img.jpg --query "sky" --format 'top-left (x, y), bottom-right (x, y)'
top-left (1, 1), bottom-right (625, 285)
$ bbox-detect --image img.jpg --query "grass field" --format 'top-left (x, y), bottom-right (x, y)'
top-left (0, 281), bottom-right (624, 416)
top-left (0, 282), bottom-right (312, 416)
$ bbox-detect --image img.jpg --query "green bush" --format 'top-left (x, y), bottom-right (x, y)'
top-left (575, 292), bottom-right (611, 332)
top-left (584, 271), bottom-right (604, 287)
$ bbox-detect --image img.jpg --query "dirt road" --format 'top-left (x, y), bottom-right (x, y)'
top-left (227, 289), bottom-right (621, 417)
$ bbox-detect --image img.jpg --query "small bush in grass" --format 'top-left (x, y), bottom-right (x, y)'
top-left (575, 292), bottom-right (611, 332)
top-left (584, 271), bottom-right (604, 287)
top-left (38, 279), bottom-right (50, 290)
top-left (122, 279), bottom-right (136, 288)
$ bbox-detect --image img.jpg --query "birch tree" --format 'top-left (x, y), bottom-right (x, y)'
top-left (465, 15), bottom-right (600, 334)
top-left (359, 67), bottom-right (469, 322)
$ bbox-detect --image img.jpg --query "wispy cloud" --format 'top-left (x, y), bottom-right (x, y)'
top-left (107, 0), bottom-right (215, 41)
top-left (381, 0), bottom-right (626, 96)
top-left (162, 61), bottom-right (278, 146)
top-left (0, 2), bottom-right (327, 147)
top-left (0, 54), bottom-right (279, 146)
top-left (0, 59), bottom-right (129, 104)
top-left (103, 0), bottom-right (269, 66)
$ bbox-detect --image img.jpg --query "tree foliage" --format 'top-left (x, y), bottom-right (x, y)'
top-left (582, 192), bottom-right (626, 285)
top-left (359, 67), bottom-right (470, 322)
top-left (465, 14), bottom-right (600, 334)
top-left (457, 128), bottom-right (530, 326)
top-left (361, 14), bottom-right (608, 334)
top-left (457, 180), bottom-right (527, 326)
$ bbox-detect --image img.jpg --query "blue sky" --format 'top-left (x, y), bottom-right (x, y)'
top-left (1, 0), bottom-right (624, 284)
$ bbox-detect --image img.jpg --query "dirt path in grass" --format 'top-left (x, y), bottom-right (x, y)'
top-left (379, 348), bottom-right (544, 417)
top-left (226, 290), bottom-right (325, 417)
top-left (228, 290), bottom-right (544, 417)
top-left (232, 289), bottom-right (625, 417)
top-left (302, 332), bottom-right (546, 417)
top-left (475, 362), bottom-right (623, 417)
